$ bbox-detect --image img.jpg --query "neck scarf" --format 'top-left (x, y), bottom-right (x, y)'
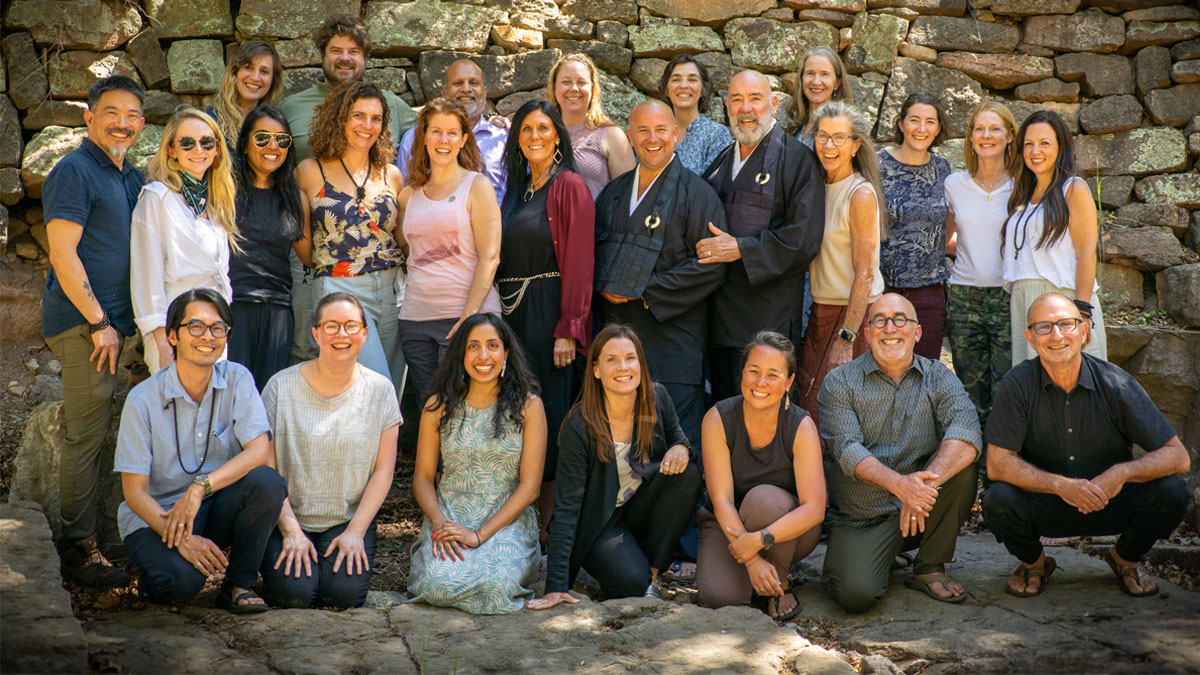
top-left (178, 171), bottom-right (209, 217)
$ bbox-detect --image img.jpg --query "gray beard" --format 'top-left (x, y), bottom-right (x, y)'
top-left (730, 118), bottom-right (770, 147)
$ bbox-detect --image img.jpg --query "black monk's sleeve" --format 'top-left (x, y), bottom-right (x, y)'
top-left (735, 143), bottom-right (825, 287)
top-left (643, 178), bottom-right (728, 322)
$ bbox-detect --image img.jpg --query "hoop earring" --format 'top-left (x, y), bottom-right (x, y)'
top-left (167, 157), bottom-right (181, 172)
top-left (501, 360), bottom-right (507, 378)
top-left (553, 142), bottom-right (563, 165)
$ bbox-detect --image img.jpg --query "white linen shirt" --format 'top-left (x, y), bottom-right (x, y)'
top-left (130, 181), bottom-right (233, 337)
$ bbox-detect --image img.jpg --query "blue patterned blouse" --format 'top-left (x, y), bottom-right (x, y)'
top-left (877, 151), bottom-right (952, 288)
top-left (677, 114), bottom-right (732, 176)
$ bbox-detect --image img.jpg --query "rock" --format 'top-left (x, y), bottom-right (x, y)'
top-left (694, 51), bottom-right (740, 91)
top-left (127, 124), bottom-right (164, 172)
top-left (1101, 225), bottom-right (1187, 271)
top-left (1173, 37), bottom-right (1200, 62)
top-left (725, 19), bottom-right (839, 73)
top-left (1024, 11), bottom-right (1126, 54)
top-left (7, 381), bottom-right (27, 396)
top-left (1122, 331), bottom-right (1200, 428)
top-left (19, 126), bottom-right (87, 199)
top-left (595, 21), bottom-right (628, 46)
top-left (0, 168), bottom-right (23, 205)
top-left (784, 0), bottom-right (867, 11)
top-left (142, 91), bottom-right (185, 125)
top-left (862, 653), bottom-right (906, 675)
top-left (492, 26), bottom-right (544, 52)
top-left (1079, 95), bottom-right (1143, 135)
top-left (1188, 212), bottom-right (1200, 253)
top-left (597, 70), bottom-right (644, 126)
top-left (1055, 53), bottom-right (1134, 96)
top-left (630, 58), bottom-right (668, 94)
top-left (46, 359), bottom-right (62, 376)
top-left (1078, 128), bottom-right (1189, 177)
top-left (235, 0), bottom-right (363, 39)
top-left (1114, 203), bottom-right (1191, 238)
top-left (905, 16), bottom-right (1020, 54)
top-left (1014, 78), bottom-right (1079, 103)
top-left (638, 0), bottom-right (776, 25)
top-left (1157, 263), bottom-right (1200, 328)
top-left (365, 1), bottom-right (508, 57)
top-left (931, 137), bottom-right (966, 172)
top-left (418, 49), bottom-right (562, 102)
top-left (848, 74), bottom-right (886, 131)
top-left (898, 41), bottom-right (938, 63)
top-left (0, 502), bottom-right (89, 675)
top-left (1174, 60), bottom-right (1200, 85)
top-left (13, 234), bottom-right (39, 260)
top-left (143, 0), bottom-right (233, 38)
top-left (273, 39), bottom-right (321, 68)
top-left (1135, 173), bottom-right (1200, 209)
top-left (866, 0), bottom-right (966, 16)
top-left (2, 33), bottom-right (50, 110)
top-left (495, 90), bottom-right (544, 116)
top-left (1087, 175), bottom-right (1135, 210)
top-left (1133, 46), bottom-right (1173, 97)
top-left (1124, 5), bottom-right (1200, 22)
top-left (4, 0), bottom-right (141, 51)
top-left (876, 58), bottom-right (982, 142)
top-left (366, 68), bottom-right (407, 95)
top-left (540, 16), bottom-right (595, 40)
top-left (797, 9), bottom-right (857, 27)
top-left (1124, 21), bottom-right (1200, 52)
top-left (0, 96), bottom-right (22, 168)
top-left (626, 25), bottom-right (723, 58)
top-left (989, 0), bottom-right (1078, 15)
top-left (1097, 262), bottom-right (1143, 311)
top-left (279, 68), bottom-right (323, 99)
top-left (1191, 133), bottom-right (1200, 156)
top-left (1106, 324), bottom-right (1157, 363)
top-left (31, 374), bottom-right (63, 404)
top-left (166, 40), bottom-right (223, 95)
top-left (934, 52), bottom-right (1053, 89)
top-left (792, 646), bottom-right (857, 674)
top-left (126, 28), bottom-right (171, 89)
top-left (561, 0), bottom-right (638, 24)
top-left (48, 51), bottom-right (140, 100)
top-left (844, 13), bottom-right (910, 76)
top-left (1145, 85), bottom-right (1200, 127)
top-left (1016, 43), bottom-right (1056, 58)
top-left (546, 40), bottom-right (633, 75)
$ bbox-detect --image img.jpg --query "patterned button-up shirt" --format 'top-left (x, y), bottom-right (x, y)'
top-left (818, 352), bottom-right (982, 527)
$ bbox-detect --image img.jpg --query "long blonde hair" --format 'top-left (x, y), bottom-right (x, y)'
top-left (211, 41), bottom-right (282, 143)
top-left (787, 46), bottom-right (853, 137)
top-left (545, 52), bottom-right (616, 130)
top-left (963, 101), bottom-right (1021, 178)
top-left (812, 102), bottom-right (888, 239)
top-left (148, 106), bottom-right (241, 253)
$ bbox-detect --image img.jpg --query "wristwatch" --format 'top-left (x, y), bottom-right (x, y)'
top-left (838, 327), bottom-right (857, 344)
top-left (193, 473), bottom-right (212, 498)
top-left (88, 312), bottom-right (112, 334)
top-left (759, 529), bottom-right (775, 550)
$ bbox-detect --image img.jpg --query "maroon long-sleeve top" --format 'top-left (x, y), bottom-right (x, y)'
top-left (545, 170), bottom-right (595, 352)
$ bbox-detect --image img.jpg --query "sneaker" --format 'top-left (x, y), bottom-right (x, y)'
top-left (61, 535), bottom-right (130, 589)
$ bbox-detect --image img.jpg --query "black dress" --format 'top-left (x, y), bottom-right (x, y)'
top-left (497, 180), bottom-right (572, 481)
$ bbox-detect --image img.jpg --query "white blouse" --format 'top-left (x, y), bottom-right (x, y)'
top-left (1001, 176), bottom-right (1097, 294)
top-left (130, 181), bottom-right (232, 337)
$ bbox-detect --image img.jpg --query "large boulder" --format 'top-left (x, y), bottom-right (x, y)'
top-left (1157, 263), bottom-right (1200, 329)
top-left (1055, 53), bottom-right (1134, 96)
top-left (128, 124), bottom-right (165, 172)
top-left (365, 1), bottom-right (509, 57)
top-left (166, 40), bottom-right (224, 94)
top-left (4, 0), bottom-right (141, 51)
top-left (876, 57), bottom-right (982, 142)
top-left (1078, 95), bottom-right (1143, 135)
top-left (280, 68), bottom-right (323, 98)
top-left (492, 26), bottom-right (544, 52)
top-left (560, 0), bottom-right (638, 24)
top-left (2, 33), bottom-right (49, 111)
top-left (0, 253), bottom-right (41, 343)
top-left (1085, 174), bottom-right (1134, 210)
top-left (905, 16), bottom-right (1020, 54)
top-left (0, 95), bottom-right (22, 168)
top-left (724, 19), bottom-right (839, 73)
top-left (1134, 173), bottom-right (1200, 210)
top-left (598, 71), bottom-right (644, 127)
top-left (48, 51), bottom-right (140, 100)
top-left (1133, 46), bottom-right (1172, 97)
top-left (1145, 84), bottom-right (1200, 127)
top-left (844, 13), bottom-right (909, 76)
top-left (848, 74), bottom-right (886, 131)
top-left (236, 0), bottom-right (363, 39)
top-left (126, 28), bottom-right (171, 90)
top-left (1100, 225), bottom-right (1187, 271)
top-left (1121, 331), bottom-right (1200, 430)
top-left (1023, 10), bottom-right (1126, 54)
top-left (990, 0), bottom-right (1079, 15)
top-left (418, 49), bottom-right (562, 102)
top-left (535, 16), bottom-right (594, 40)
top-left (1097, 262), bottom-right (1143, 311)
top-left (1124, 21), bottom-right (1200, 52)
top-left (1075, 127), bottom-right (1189, 177)
top-left (144, 0), bottom-right (234, 39)
top-left (0, 168), bottom-right (23, 206)
top-left (1105, 324), bottom-right (1157, 364)
top-left (546, 40), bottom-right (633, 75)
top-left (637, 0), bottom-right (776, 26)
top-left (626, 25), bottom-right (724, 58)
top-left (934, 52), bottom-right (1054, 89)
top-left (1114, 203), bottom-right (1191, 238)
top-left (1014, 77), bottom-right (1079, 103)
top-left (866, 0), bottom-right (966, 16)
top-left (142, 91), bottom-right (186, 125)
top-left (19, 126), bottom-right (87, 199)
top-left (630, 58), bottom-right (668, 94)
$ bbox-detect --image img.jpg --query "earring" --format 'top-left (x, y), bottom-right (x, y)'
top-left (167, 157), bottom-right (181, 172)
top-left (553, 142), bottom-right (563, 165)
top-left (501, 360), bottom-right (507, 378)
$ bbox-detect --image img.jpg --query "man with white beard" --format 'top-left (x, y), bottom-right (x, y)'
top-left (698, 70), bottom-right (826, 403)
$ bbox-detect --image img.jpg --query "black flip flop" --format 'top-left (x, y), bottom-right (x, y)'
top-left (218, 588), bottom-right (269, 615)
top-left (770, 588), bottom-right (803, 622)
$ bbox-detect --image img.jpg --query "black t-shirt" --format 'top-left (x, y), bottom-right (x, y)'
top-left (985, 353), bottom-right (1177, 480)
top-left (716, 395), bottom-right (806, 507)
top-left (229, 187), bottom-right (300, 307)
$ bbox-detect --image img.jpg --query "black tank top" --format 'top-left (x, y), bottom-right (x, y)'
top-left (716, 395), bottom-right (807, 507)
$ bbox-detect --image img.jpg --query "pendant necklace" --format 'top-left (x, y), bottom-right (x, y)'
top-left (340, 158), bottom-right (368, 204)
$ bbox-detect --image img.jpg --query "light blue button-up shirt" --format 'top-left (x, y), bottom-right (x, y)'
top-left (113, 360), bottom-right (271, 539)
top-left (396, 116), bottom-right (509, 204)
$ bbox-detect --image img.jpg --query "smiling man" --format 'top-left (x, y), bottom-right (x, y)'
top-left (982, 293), bottom-right (1190, 598)
top-left (818, 293), bottom-right (982, 612)
top-left (593, 99), bottom-right (727, 445)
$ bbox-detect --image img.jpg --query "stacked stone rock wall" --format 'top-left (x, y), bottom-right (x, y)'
top-left (1, 0), bottom-right (1198, 462)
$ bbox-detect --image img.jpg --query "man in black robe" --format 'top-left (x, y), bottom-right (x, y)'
top-left (698, 70), bottom-right (825, 403)
top-left (595, 100), bottom-right (728, 444)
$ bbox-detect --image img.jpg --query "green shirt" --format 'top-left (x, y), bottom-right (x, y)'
top-left (279, 81), bottom-right (417, 163)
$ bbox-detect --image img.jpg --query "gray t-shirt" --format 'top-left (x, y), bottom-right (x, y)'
top-left (262, 364), bottom-right (403, 532)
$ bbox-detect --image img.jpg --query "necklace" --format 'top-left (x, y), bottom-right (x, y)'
top-left (1011, 201), bottom-right (1041, 259)
top-left (974, 172), bottom-right (1007, 200)
top-left (340, 158), bottom-right (368, 204)
top-left (171, 395), bottom-right (216, 475)
top-left (524, 166), bottom-right (553, 202)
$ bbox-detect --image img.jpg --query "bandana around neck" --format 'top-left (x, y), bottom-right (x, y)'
top-left (178, 170), bottom-right (209, 217)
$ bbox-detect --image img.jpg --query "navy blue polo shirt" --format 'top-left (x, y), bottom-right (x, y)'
top-left (41, 137), bottom-right (144, 339)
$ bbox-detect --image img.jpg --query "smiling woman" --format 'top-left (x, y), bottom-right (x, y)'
top-left (209, 41), bottom-right (283, 149)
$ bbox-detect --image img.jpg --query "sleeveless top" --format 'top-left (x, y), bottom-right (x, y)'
top-left (1002, 176), bottom-right (1098, 293)
top-left (567, 122), bottom-right (611, 200)
top-left (811, 173), bottom-right (885, 305)
top-left (399, 172), bottom-right (501, 321)
top-left (716, 396), bottom-right (807, 508)
top-left (310, 163), bottom-right (401, 278)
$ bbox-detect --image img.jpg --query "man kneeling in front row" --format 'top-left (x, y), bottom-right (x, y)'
top-left (115, 288), bottom-right (286, 612)
top-left (983, 292), bottom-right (1190, 597)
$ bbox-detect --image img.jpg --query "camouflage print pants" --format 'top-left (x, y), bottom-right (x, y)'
top-left (945, 284), bottom-right (1011, 430)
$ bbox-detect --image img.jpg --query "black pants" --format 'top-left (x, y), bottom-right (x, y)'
top-left (582, 463), bottom-right (701, 598)
top-left (260, 520), bottom-right (377, 609)
top-left (662, 381), bottom-right (704, 449)
top-left (123, 466), bottom-right (286, 603)
top-left (982, 475), bottom-right (1190, 565)
top-left (708, 346), bottom-right (743, 406)
top-left (228, 301), bottom-right (294, 392)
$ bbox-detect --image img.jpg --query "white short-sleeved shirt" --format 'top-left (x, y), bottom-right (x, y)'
top-left (1001, 176), bottom-right (1098, 293)
top-left (944, 171), bottom-right (1011, 287)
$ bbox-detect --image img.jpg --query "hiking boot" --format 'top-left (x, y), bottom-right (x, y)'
top-left (61, 535), bottom-right (130, 589)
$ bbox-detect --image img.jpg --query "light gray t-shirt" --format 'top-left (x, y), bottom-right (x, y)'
top-left (262, 364), bottom-right (403, 532)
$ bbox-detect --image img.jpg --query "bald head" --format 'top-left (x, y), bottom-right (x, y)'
top-left (442, 59), bottom-right (487, 123)
top-left (729, 70), bottom-right (771, 95)
top-left (627, 99), bottom-right (678, 172)
top-left (1027, 292), bottom-right (1079, 325)
top-left (869, 292), bottom-right (918, 321)
top-left (630, 99), bottom-right (675, 124)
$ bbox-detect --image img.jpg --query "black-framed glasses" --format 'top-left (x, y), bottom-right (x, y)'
top-left (177, 135), bottom-right (217, 152)
top-left (869, 315), bottom-right (916, 329)
top-left (814, 132), bottom-right (852, 147)
top-left (318, 320), bottom-right (364, 336)
top-left (252, 131), bottom-right (293, 149)
top-left (1027, 318), bottom-right (1082, 336)
top-left (180, 320), bottom-right (230, 338)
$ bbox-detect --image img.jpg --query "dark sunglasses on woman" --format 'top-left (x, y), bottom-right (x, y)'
top-left (252, 131), bottom-right (293, 149)
top-left (177, 135), bottom-right (218, 151)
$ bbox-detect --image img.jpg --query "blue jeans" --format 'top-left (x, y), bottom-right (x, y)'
top-left (260, 520), bottom-right (377, 609)
top-left (313, 267), bottom-right (407, 401)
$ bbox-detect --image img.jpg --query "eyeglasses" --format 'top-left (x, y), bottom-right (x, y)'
top-left (252, 131), bottom-right (293, 149)
top-left (1027, 318), bottom-right (1082, 336)
top-left (318, 320), bottom-right (364, 336)
top-left (180, 320), bottom-right (230, 338)
top-left (177, 135), bottom-right (217, 152)
top-left (869, 315), bottom-right (916, 329)
top-left (814, 132), bottom-right (852, 147)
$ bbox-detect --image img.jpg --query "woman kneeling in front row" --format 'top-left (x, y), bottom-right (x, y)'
top-left (530, 325), bottom-right (702, 608)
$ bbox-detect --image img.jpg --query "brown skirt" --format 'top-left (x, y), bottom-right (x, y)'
top-left (795, 303), bottom-right (870, 429)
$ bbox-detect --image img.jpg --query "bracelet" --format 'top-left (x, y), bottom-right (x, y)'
top-left (1072, 298), bottom-right (1094, 316)
top-left (473, 530), bottom-right (482, 547)
top-left (88, 312), bottom-right (112, 334)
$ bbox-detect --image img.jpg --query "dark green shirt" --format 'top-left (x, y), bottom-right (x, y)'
top-left (279, 81), bottom-right (416, 163)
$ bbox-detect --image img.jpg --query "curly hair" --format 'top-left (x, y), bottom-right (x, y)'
top-left (545, 52), bottom-right (616, 130)
top-left (313, 14), bottom-right (371, 57)
top-left (406, 97), bottom-right (483, 187)
top-left (308, 81), bottom-right (395, 170)
top-left (211, 40), bottom-right (282, 142)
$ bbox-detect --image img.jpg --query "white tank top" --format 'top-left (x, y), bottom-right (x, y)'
top-left (1001, 176), bottom-right (1098, 293)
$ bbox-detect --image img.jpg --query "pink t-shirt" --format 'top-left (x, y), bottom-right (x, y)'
top-left (399, 172), bottom-right (501, 321)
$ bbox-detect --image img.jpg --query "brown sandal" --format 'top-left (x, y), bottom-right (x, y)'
top-left (1005, 557), bottom-right (1056, 598)
top-left (1104, 548), bottom-right (1158, 597)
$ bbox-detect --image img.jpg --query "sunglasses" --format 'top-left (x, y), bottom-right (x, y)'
top-left (177, 135), bottom-right (217, 152)
top-left (252, 131), bottom-right (293, 149)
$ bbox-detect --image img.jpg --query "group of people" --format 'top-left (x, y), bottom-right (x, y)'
top-left (40, 14), bottom-right (1189, 618)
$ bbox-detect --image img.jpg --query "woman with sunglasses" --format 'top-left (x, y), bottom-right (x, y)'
top-left (226, 105), bottom-right (304, 391)
top-left (132, 106), bottom-right (240, 374)
top-left (260, 292), bottom-right (401, 609)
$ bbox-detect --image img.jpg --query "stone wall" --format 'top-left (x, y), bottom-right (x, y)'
top-left (1, 0), bottom-right (1198, 458)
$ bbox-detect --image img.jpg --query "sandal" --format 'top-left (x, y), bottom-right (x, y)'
top-left (1005, 557), bottom-right (1056, 598)
top-left (218, 588), bottom-right (269, 615)
top-left (768, 588), bottom-right (803, 622)
top-left (662, 560), bottom-right (697, 582)
top-left (1104, 548), bottom-right (1158, 598)
top-left (904, 572), bottom-right (967, 603)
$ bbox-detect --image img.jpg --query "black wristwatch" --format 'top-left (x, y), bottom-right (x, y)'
top-left (88, 312), bottom-right (112, 334)
top-left (838, 327), bottom-right (857, 344)
top-left (759, 529), bottom-right (775, 550)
